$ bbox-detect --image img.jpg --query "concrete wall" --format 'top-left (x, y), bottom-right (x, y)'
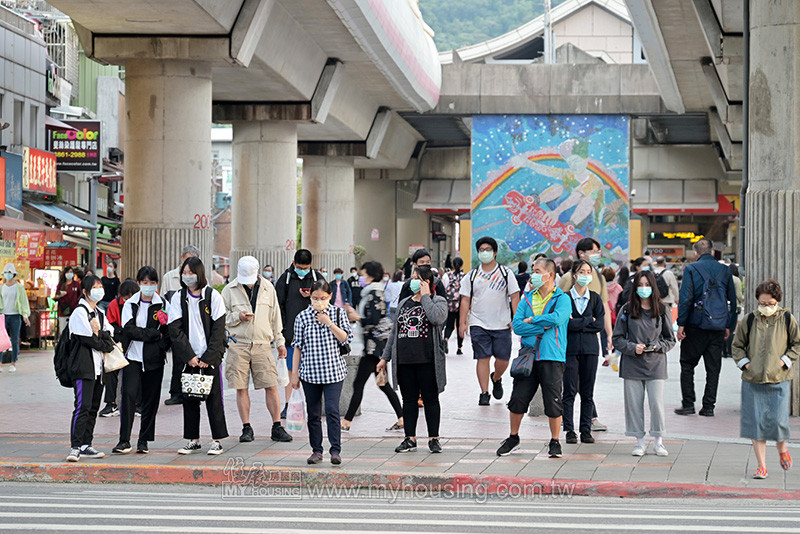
top-left (354, 178), bottom-right (397, 272)
top-left (553, 4), bottom-right (634, 64)
top-left (632, 144), bottom-right (726, 180)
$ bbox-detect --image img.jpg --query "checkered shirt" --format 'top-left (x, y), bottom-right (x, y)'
top-left (291, 304), bottom-right (353, 384)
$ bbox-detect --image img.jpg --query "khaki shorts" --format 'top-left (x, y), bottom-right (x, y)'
top-left (225, 343), bottom-right (278, 390)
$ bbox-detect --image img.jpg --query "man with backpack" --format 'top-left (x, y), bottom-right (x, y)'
top-left (675, 239), bottom-right (737, 417)
top-left (459, 237), bottom-right (520, 406)
top-left (653, 256), bottom-right (679, 307)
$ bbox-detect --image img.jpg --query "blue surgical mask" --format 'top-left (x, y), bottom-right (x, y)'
top-left (576, 274), bottom-right (592, 287)
top-left (295, 268), bottom-right (310, 278)
top-left (89, 288), bottom-right (105, 302)
top-left (530, 273), bottom-right (544, 290)
top-left (320, 271), bottom-right (328, 279)
top-left (409, 279), bottom-right (422, 294)
top-left (636, 287), bottom-right (653, 299)
top-left (263, 271), bottom-right (273, 279)
top-left (588, 253), bottom-right (602, 267)
top-left (3, 272), bottom-right (13, 281)
top-left (66, 273), bottom-right (74, 280)
top-left (478, 250), bottom-right (495, 264)
top-left (140, 285), bottom-right (157, 298)
top-left (641, 266), bottom-right (651, 272)
top-left (335, 273), bottom-right (343, 280)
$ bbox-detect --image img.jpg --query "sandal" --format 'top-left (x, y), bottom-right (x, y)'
top-left (385, 421), bottom-right (404, 432)
top-left (780, 451), bottom-right (792, 470)
top-left (753, 466), bottom-right (768, 479)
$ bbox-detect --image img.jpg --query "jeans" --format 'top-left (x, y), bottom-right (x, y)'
top-left (302, 380), bottom-right (343, 455)
top-left (4, 314), bottom-right (22, 363)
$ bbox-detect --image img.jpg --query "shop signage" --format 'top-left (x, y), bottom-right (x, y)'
top-left (0, 156), bottom-right (5, 211)
top-left (46, 119), bottom-right (102, 172)
top-left (408, 244), bottom-right (425, 256)
top-left (0, 240), bottom-right (15, 257)
top-left (1, 152), bottom-right (23, 211)
top-left (371, 228), bottom-right (380, 241)
top-left (43, 247), bottom-right (78, 267)
top-left (15, 232), bottom-right (45, 261)
top-left (22, 148), bottom-right (57, 195)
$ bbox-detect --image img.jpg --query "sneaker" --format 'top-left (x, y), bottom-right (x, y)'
top-left (331, 452), bottom-right (342, 465)
top-left (490, 372), bottom-right (503, 400)
top-left (8, 365), bottom-right (16, 373)
top-left (280, 404), bottom-right (288, 420)
top-left (164, 395), bottom-right (183, 406)
top-left (632, 445), bottom-right (646, 457)
top-left (81, 446), bottom-right (105, 459)
top-left (478, 392), bottom-right (491, 406)
top-left (654, 443), bottom-right (669, 457)
top-left (134, 406), bottom-right (142, 417)
top-left (496, 435), bottom-right (520, 456)
top-left (565, 431), bottom-right (578, 444)
top-left (548, 439), bottom-right (563, 458)
top-left (591, 418), bottom-right (607, 431)
top-left (178, 441), bottom-right (202, 455)
top-left (207, 441), bottom-right (224, 455)
top-left (271, 425), bottom-right (293, 442)
top-left (66, 448), bottom-right (80, 462)
top-left (239, 426), bottom-right (254, 442)
top-left (580, 432), bottom-right (595, 444)
top-left (780, 451), bottom-right (792, 470)
top-left (385, 421), bottom-right (404, 432)
top-left (753, 466), bottom-right (768, 479)
top-left (136, 440), bottom-right (149, 454)
top-left (429, 438), bottom-right (442, 453)
top-left (395, 437), bottom-right (417, 453)
top-left (112, 441), bottom-right (132, 454)
top-left (307, 452), bottom-right (323, 464)
top-left (99, 404), bottom-right (120, 418)
top-left (456, 348), bottom-right (463, 355)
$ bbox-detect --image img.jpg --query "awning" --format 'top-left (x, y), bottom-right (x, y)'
top-left (413, 179), bottom-right (471, 213)
top-left (44, 115), bottom-right (78, 131)
top-left (63, 234), bottom-right (121, 255)
top-left (0, 215), bottom-right (63, 241)
top-left (25, 202), bottom-right (95, 230)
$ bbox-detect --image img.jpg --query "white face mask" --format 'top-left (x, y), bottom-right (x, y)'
top-left (89, 288), bottom-right (105, 303)
top-left (758, 304), bottom-right (780, 317)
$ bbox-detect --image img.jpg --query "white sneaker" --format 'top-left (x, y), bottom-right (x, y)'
top-left (591, 418), bottom-right (607, 432)
top-left (632, 445), bottom-right (646, 457)
top-left (8, 365), bottom-right (16, 373)
top-left (207, 441), bottom-right (224, 455)
top-left (80, 446), bottom-right (105, 459)
top-left (654, 443), bottom-right (669, 457)
top-left (66, 448), bottom-right (80, 462)
top-left (178, 441), bottom-right (202, 455)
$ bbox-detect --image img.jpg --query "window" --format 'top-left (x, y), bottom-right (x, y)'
top-left (29, 105), bottom-right (38, 148)
top-left (13, 100), bottom-right (23, 146)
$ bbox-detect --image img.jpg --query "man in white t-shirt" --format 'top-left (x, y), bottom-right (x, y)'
top-left (459, 237), bottom-right (520, 406)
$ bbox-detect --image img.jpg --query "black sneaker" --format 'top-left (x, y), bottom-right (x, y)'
top-left (496, 435), bottom-right (520, 456)
top-left (548, 439), bottom-right (563, 458)
top-left (178, 441), bottom-right (202, 455)
top-left (280, 403), bottom-right (288, 420)
top-left (490, 372), bottom-right (503, 400)
top-left (395, 437), bottom-right (417, 453)
top-left (271, 425), bottom-right (293, 442)
top-left (239, 426), bottom-right (254, 442)
top-left (99, 404), bottom-right (119, 418)
top-left (478, 392), bottom-right (491, 406)
top-left (428, 438), bottom-right (442, 453)
top-left (580, 432), bottom-right (595, 444)
top-left (134, 405), bottom-right (142, 417)
top-left (164, 394), bottom-right (183, 406)
top-left (136, 440), bottom-right (149, 454)
top-left (81, 446), bottom-right (106, 459)
top-left (565, 431), bottom-right (578, 444)
top-left (112, 441), bottom-right (132, 454)
top-left (456, 348), bottom-right (463, 355)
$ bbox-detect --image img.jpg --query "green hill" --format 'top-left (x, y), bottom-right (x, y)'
top-left (419, 0), bottom-right (569, 52)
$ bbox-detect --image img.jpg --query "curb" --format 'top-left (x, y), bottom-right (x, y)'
top-left (0, 462), bottom-right (798, 500)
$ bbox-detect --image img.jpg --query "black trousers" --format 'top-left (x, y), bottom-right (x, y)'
top-left (71, 377), bottom-right (104, 448)
top-left (169, 352), bottom-right (182, 396)
top-left (679, 325), bottom-right (725, 409)
top-left (344, 354), bottom-right (402, 421)
top-left (103, 369), bottom-right (119, 405)
top-left (397, 362), bottom-right (440, 439)
top-left (444, 311), bottom-right (463, 349)
top-left (182, 366), bottom-right (228, 440)
top-left (120, 361), bottom-right (164, 443)
top-left (562, 353), bottom-right (598, 434)
top-left (303, 380), bottom-right (343, 455)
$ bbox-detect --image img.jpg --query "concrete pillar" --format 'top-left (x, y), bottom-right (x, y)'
top-left (230, 121), bottom-right (298, 277)
top-left (122, 59), bottom-right (213, 279)
top-left (747, 0), bottom-right (800, 414)
top-left (301, 156), bottom-right (355, 272)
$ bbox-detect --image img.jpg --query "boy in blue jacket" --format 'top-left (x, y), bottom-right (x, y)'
top-left (497, 258), bottom-right (572, 458)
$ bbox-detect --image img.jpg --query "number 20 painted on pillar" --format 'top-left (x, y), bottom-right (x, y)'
top-left (193, 214), bottom-right (212, 230)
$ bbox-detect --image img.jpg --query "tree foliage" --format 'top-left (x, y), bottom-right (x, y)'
top-left (419, 0), bottom-right (569, 52)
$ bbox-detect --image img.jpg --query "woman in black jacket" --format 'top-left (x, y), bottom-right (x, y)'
top-left (112, 266), bottom-right (170, 455)
top-left (66, 275), bottom-right (116, 462)
top-left (563, 260), bottom-right (605, 445)
top-left (167, 258), bottom-right (229, 455)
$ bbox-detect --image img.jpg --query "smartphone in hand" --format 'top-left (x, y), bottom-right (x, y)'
top-left (299, 287), bottom-right (311, 298)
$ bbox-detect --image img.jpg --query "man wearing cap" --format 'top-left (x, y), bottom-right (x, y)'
top-left (221, 256), bottom-right (292, 443)
top-left (0, 264), bottom-right (30, 373)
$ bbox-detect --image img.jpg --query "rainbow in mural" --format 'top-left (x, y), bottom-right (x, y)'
top-left (471, 115), bottom-right (630, 267)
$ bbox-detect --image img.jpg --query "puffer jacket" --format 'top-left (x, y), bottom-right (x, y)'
top-left (732, 308), bottom-right (800, 384)
top-left (222, 276), bottom-right (285, 346)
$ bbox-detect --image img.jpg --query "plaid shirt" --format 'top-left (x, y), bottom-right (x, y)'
top-left (292, 305), bottom-right (353, 384)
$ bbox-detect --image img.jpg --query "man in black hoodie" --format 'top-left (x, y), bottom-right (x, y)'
top-left (398, 248), bottom-right (447, 301)
top-left (275, 249), bottom-right (321, 417)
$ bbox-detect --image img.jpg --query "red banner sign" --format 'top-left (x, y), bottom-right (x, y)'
top-left (43, 247), bottom-right (78, 267)
top-left (22, 147), bottom-right (57, 195)
top-left (15, 232), bottom-right (45, 261)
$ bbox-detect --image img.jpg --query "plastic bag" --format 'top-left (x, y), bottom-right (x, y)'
top-left (286, 388), bottom-right (306, 433)
top-left (276, 358), bottom-right (289, 388)
top-left (609, 350), bottom-right (621, 372)
top-left (0, 316), bottom-right (10, 353)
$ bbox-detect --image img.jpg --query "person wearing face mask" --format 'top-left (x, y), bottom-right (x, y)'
top-left (55, 266), bottom-right (81, 337)
top-left (0, 264), bottom-right (30, 373)
top-left (378, 266), bottom-right (448, 454)
top-left (262, 265), bottom-right (276, 285)
top-left (563, 260), bottom-right (605, 445)
top-left (381, 271), bottom-right (402, 321)
top-left (168, 257), bottom-right (228, 455)
top-left (498, 258), bottom-right (570, 458)
top-left (100, 260), bottom-right (120, 312)
top-left (612, 270), bottom-right (675, 457)
top-left (732, 279), bottom-right (800, 479)
top-left (330, 268), bottom-right (352, 309)
top-left (347, 267), bottom-right (362, 307)
top-left (398, 249), bottom-right (448, 301)
top-left (112, 267), bottom-right (170, 455)
top-left (65, 275), bottom-right (116, 462)
top-left (459, 237), bottom-right (520, 406)
top-left (99, 279), bottom-right (140, 418)
top-left (290, 280), bottom-right (353, 465)
top-left (275, 249), bottom-right (322, 419)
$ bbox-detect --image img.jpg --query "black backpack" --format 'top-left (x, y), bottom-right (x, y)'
top-left (53, 304), bottom-right (102, 388)
top-left (653, 270), bottom-right (670, 300)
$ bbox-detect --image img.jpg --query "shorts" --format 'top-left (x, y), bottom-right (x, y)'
top-left (507, 359), bottom-right (565, 418)
top-left (225, 342), bottom-right (278, 390)
top-left (470, 326), bottom-right (512, 361)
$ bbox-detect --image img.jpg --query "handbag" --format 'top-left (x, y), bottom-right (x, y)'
top-left (102, 342), bottom-right (129, 372)
top-left (181, 365), bottom-right (215, 401)
top-left (510, 346), bottom-right (536, 378)
top-left (336, 307), bottom-right (351, 355)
